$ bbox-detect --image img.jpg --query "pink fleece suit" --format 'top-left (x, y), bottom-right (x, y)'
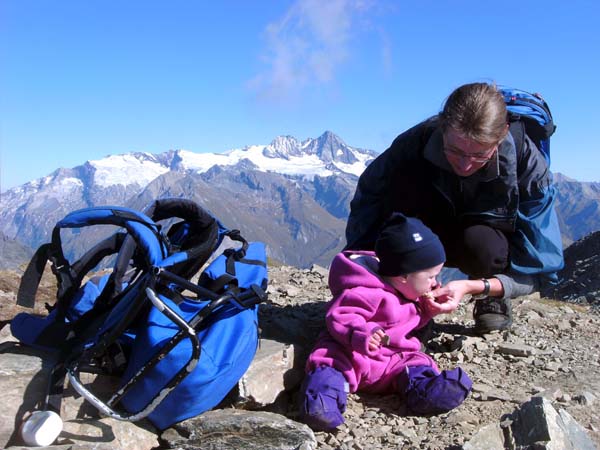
top-left (306, 250), bottom-right (438, 394)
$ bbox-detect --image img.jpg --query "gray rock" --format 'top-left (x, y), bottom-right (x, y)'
top-left (477, 388), bottom-right (513, 402)
top-left (575, 391), bottom-right (598, 405)
top-left (0, 323), bottom-right (17, 345)
top-left (558, 393), bottom-right (572, 403)
top-left (309, 264), bottom-right (329, 278)
top-left (513, 397), bottom-right (597, 449)
top-left (445, 410), bottom-right (481, 426)
top-left (559, 408), bottom-right (598, 450)
top-left (462, 423), bottom-right (506, 450)
top-left (557, 319), bottom-right (573, 331)
top-left (281, 284), bottom-right (301, 297)
top-left (496, 342), bottom-right (537, 357)
top-left (161, 409), bottom-right (316, 449)
top-left (544, 361), bottom-right (563, 372)
top-left (533, 386), bottom-right (564, 401)
top-left (464, 396), bottom-right (598, 450)
top-left (238, 339), bottom-right (303, 406)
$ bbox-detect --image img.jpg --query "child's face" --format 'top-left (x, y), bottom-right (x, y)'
top-left (386, 263), bottom-right (444, 300)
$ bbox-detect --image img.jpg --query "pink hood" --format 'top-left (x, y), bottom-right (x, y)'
top-left (328, 250), bottom-right (394, 295)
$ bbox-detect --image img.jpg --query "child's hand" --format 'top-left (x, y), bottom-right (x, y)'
top-left (368, 328), bottom-right (388, 351)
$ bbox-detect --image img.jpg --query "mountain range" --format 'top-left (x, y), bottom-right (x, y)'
top-left (553, 173), bottom-right (600, 247)
top-left (1, 131), bottom-right (599, 269)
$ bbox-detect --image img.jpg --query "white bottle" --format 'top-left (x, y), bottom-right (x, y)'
top-left (20, 410), bottom-right (63, 447)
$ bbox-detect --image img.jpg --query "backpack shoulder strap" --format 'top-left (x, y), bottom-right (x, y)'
top-left (17, 206), bottom-right (166, 315)
top-left (16, 243), bottom-right (53, 308)
top-left (509, 118), bottom-right (526, 157)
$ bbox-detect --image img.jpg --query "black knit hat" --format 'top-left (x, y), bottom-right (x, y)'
top-left (375, 213), bottom-right (446, 276)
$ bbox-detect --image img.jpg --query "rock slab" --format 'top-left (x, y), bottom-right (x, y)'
top-left (238, 339), bottom-right (303, 406)
top-left (161, 409), bottom-right (316, 450)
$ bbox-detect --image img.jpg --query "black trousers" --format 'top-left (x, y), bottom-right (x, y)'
top-left (427, 223), bottom-right (510, 279)
top-left (384, 171), bottom-right (510, 279)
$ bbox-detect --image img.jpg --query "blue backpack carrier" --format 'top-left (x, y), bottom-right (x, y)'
top-left (11, 198), bottom-right (268, 432)
top-left (500, 86), bottom-right (556, 166)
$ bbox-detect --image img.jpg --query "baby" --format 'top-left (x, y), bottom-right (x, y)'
top-left (299, 213), bottom-right (472, 431)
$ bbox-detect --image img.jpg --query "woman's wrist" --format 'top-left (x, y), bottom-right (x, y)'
top-left (471, 278), bottom-right (490, 300)
top-left (468, 277), bottom-right (505, 299)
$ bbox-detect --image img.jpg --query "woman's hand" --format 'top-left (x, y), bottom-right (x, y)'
top-left (433, 280), bottom-right (473, 302)
top-left (421, 280), bottom-right (471, 316)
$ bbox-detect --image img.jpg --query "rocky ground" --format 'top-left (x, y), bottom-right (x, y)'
top-left (262, 264), bottom-right (600, 449)
top-left (1, 248), bottom-right (599, 449)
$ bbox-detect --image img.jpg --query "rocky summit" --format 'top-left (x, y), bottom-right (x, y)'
top-left (1, 236), bottom-right (600, 449)
top-left (543, 230), bottom-right (600, 309)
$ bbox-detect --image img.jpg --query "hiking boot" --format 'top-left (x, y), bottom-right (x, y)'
top-left (473, 297), bottom-right (512, 334)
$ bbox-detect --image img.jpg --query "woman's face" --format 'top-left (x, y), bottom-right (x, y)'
top-left (442, 128), bottom-right (497, 177)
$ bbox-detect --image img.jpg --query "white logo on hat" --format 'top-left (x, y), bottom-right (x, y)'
top-left (413, 233), bottom-right (423, 242)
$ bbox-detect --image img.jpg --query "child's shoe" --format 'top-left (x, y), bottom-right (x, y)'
top-left (401, 365), bottom-right (472, 415)
top-left (298, 366), bottom-right (348, 431)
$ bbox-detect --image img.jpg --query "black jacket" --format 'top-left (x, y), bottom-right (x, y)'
top-left (345, 117), bottom-right (563, 279)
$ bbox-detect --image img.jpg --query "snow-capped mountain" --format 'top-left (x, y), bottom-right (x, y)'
top-left (2, 130), bottom-right (598, 270)
top-left (0, 131), bottom-right (376, 268)
top-left (4, 131), bottom-right (373, 198)
top-left (163, 132), bottom-right (372, 180)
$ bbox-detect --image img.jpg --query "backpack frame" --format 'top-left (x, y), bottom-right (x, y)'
top-left (11, 198), bottom-right (268, 434)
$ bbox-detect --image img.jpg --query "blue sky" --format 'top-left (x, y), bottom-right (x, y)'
top-left (2, 0), bottom-right (599, 192)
